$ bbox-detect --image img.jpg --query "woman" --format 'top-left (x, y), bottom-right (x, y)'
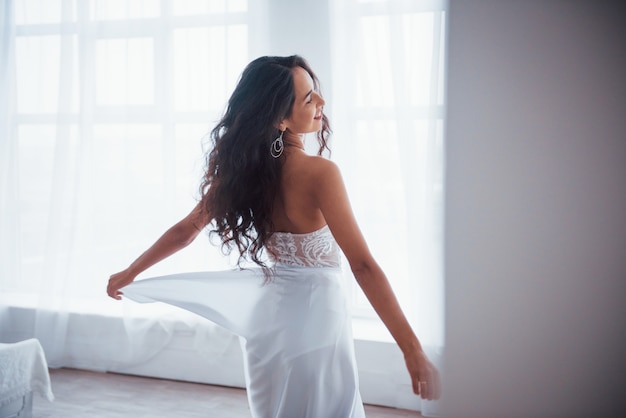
top-left (107, 55), bottom-right (440, 417)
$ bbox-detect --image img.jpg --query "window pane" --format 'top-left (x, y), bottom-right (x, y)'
top-left (227, 0), bottom-right (248, 12)
top-left (18, 125), bottom-right (56, 259)
top-left (17, 124), bottom-right (79, 291)
top-left (90, 124), bottom-right (165, 261)
top-left (403, 13), bottom-right (435, 105)
top-left (173, 25), bottom-right (247, 111)
top-left (15, 0), bottom-right (77, 24)
top-left (173, 0), bottom-right (248, 15)
top-left (90, 0), bottom-right (160, 20)
top-left (91, 124), bottom-right (163, 214)
top-left (173, 124), bottom-right (210, 205)
top-left (349, 120), bottom-right (410, 308)
top-left (356, 16), bottom-right (393, 107)
top-left (15, 35), bottom-right (80, 113)
top-left (355, 10), bottom-right (446, 108)
top-left (95, 38), bottom-right (155, 105)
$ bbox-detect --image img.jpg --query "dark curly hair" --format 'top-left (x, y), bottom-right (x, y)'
top-left (198, 55), bottom-right (331, 271)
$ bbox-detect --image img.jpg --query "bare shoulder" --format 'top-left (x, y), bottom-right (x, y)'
top-left (298, 154), bottom-right (341, 179)
top-left (285, 153), bottom-right (341, 184)
top-left (296, 156), bottom-right (347, 208)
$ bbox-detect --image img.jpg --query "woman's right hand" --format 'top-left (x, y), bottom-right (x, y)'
top-left (105, 203), bottom-right (208, 301)
top-left (107, 269), bottom-right (136, 300)
top-left (405, 349), bottom-right (442, 400)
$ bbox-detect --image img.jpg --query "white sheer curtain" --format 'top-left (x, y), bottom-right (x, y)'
top-left (0, 0), bottom-right (250, 366)
top-left (330, 0), bottom-right (446, 348)
top-left (0, 0), bottom-right (445, 370)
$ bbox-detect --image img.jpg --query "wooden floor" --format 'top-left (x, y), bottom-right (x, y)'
top-left (33, 368), bottom-right (422, 417)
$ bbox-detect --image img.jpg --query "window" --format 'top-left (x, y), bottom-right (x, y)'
top-left (4, 0), bottom-right (249, 299)
top-left (331, 0), bottom-right (446, 345)
top-left (1, 0), bottom-right (444, 347)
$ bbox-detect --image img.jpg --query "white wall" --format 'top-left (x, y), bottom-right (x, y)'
top-left (444, 0), bottom-right (626, 416)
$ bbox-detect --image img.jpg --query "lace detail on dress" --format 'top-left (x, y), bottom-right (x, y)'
top-left (266, 225), bottom-right (341, 267)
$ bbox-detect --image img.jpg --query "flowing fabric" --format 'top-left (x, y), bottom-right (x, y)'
top-left (122, 226), bottom-right (366, 418)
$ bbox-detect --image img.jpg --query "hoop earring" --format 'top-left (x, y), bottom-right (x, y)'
top-left (271, 131), bottom-right (284, 158)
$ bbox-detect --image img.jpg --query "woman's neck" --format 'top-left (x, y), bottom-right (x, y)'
top-left (283, 131), bottom-right (305, 151)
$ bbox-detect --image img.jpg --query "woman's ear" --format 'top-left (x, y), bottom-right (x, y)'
top-left (277, 121), bottom-right (287, 132)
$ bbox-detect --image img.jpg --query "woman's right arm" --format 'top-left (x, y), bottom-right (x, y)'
top-left (311, 158), bottom-right (441, 400)
top-left (106, 202), bottom-right (211, 300)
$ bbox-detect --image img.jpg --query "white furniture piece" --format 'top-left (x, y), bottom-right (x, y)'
top-left (0, 339), bottom-right (54, 418)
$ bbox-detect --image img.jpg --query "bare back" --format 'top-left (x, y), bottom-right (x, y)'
top-left (271, 149), bottom-right (327, 233)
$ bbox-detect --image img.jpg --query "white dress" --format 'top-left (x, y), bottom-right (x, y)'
top-left (122, 225), bottom-right (366, 418)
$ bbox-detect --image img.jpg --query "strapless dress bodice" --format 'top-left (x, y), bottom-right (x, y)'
top-left (266, 225), bottom-right (341, 268)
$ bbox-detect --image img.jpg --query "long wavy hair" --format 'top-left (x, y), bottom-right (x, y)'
top-left (198, 55), bottom-right (331, 270)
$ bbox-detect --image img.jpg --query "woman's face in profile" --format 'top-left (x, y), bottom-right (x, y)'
top-left (282, 66), bottom-right (325, 135)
